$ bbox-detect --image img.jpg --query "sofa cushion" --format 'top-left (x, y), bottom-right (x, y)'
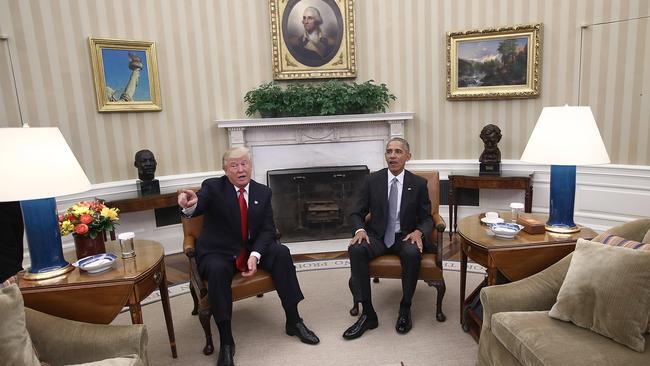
top-left (548, 239), bottom-right (650, 352)
top-left (492, 311), bottom-right (650, 366)
top-left (0, 285), bottom-right (41, 366)
top-left (643, 230), bottom-right (650, 244)
top-left (67, 354), bottom-right (144, 366)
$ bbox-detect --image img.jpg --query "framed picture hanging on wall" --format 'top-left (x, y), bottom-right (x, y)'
top-left (446, 23), bottom-right (542, 100)
top-left (88, 37), bottom-right (162, 112)
top-left (270, 0), bottom-right (356, 80)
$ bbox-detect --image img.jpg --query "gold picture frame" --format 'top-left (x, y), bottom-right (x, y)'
top-left (88, 37), bottom-right (162, 112)
top-left (446, 23), bottom-right (542, 100)
top-left (270, 0), bottom-right (356, 80)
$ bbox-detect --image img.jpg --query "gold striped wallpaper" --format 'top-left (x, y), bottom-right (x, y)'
top-left (1, 0), bottom-right (648, 183)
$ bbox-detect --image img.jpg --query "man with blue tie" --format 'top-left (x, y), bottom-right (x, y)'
top-left (178, 147), bottom-right (319, 366)
top-left (343, 137), bottom-right (434, 339)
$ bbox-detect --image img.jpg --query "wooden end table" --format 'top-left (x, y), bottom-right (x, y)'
top-left (448, 172), bottom-right (533, 239)
top-left (18, 240), bottom-right (177, 358)
top-left (458, 213), bottom-right (596, 342)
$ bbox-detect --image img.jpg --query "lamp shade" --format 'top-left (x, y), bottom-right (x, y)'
top-left (520, 105), bottom-right (610, 165)
top-left (0, 127), bottom-right (91, 201)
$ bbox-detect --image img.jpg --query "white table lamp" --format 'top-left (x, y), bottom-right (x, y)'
top-left (0, 127), bottom-right (91, 279)
top-left (520, 105), bottom-right (609, 233)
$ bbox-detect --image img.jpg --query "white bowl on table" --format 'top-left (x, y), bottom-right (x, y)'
top-left (73, 253), bottom-right (117, 274)
top-left (489, 222), bottom-right (523, 239)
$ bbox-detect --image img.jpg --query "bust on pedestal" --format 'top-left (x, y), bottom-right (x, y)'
top-left (134, 149), bottom-right (160, 195)
top-left (479, 124), bottom-right (502, 176)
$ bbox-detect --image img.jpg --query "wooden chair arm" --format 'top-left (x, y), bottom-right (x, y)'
top-left (183, 235), bottom-right (196, 257)
top-left (432, 213), bottom-right (446, 232)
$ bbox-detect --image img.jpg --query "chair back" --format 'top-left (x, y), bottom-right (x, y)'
top-left (412, 170), bottom-right (440, 216)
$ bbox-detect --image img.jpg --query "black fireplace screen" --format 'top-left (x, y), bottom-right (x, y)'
top-left (267, 165), bottom-right (369, 243)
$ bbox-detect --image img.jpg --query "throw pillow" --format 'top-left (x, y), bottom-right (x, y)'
top-left (549, 239), bottom-right (650, 352)
top-left (594, 234), bottom-right (650, 333)
top-left (0, 284), bottom-right (42, 366)
top-left (595, 234), bottom-right (650, 250)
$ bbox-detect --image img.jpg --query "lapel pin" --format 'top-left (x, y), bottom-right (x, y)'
top-left (407, 187), bottom-right (412, 191)
top-left (254, 200), bottom-right (259, 204)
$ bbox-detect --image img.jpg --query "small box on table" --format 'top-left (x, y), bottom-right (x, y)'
top-left (517, 216), bottom-right (546, 234)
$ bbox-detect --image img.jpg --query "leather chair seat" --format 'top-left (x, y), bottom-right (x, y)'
top-left (231, 270), bottom-right (274, 301)
top-left (369, 253), bottom-right (443, 280)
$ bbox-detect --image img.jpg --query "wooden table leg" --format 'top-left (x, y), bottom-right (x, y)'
top-left (448, 186), bottom-right (455, 240)
top-left (158, 264), bottom-right (178, 358)
top-left (525, 184), bottom-right (533, 213)
top-left (129, 303), bottom-right (143, 324)
top-left (460, 244), bottom-right (467, 327)
top-left (486, 265), bottom-right (498, 286)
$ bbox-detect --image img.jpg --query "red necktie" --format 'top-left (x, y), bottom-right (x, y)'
top-left (235, 188), bottom-right (249, 272)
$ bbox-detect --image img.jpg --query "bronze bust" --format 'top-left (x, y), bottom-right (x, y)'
top-left (479, 124), bottom-right (502, 175)
top-left (134, 149), bottom-right (160, 194)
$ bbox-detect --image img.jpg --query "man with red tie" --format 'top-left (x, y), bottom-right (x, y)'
top-left (178, 147), bottom-right (319, 366)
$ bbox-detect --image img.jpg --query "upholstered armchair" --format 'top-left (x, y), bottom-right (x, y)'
top-left (349, 170), bottom-right (447, 322)
top-left (477, 219), bottom-right (650, 366)
top-left (0, 284), bottom-right (148, 366)
top-left (182, 215), bottom-right (277, 356)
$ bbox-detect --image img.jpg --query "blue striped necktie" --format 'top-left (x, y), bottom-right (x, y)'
top-left (384, 177), bottom-right (398, 247)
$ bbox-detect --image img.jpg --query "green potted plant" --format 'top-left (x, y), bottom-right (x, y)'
top-left (349, 80), bottom-right (396, 114)
top-left (244, 82), bottom-right (283, 117)
top-left (243, 80), bottom-right (396, 118)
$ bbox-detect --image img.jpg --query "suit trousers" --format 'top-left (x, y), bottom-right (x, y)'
top-left (198, 241), bottom-right (305, 322)
top-left (348, 232), bottom-right (422, 307)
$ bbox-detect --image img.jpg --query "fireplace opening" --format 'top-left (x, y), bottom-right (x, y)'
top-left (267, 165), bottom-right (369, 243)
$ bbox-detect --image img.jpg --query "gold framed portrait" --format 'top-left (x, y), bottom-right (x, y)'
top-left (446, 23), bottom-right (542, 100)
top-left (270, 0), bottom-right (356, 80)
top-left (88, 37), bottom-right (162, 112)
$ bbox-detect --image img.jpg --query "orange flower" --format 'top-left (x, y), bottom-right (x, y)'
top-left (79, 214), bottom-right (93, 224)
top-left (74, 224), bottom-right (89, 235)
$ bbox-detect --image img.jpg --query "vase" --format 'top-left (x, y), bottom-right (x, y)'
top-left (73, 234), bottom-right (106, 259)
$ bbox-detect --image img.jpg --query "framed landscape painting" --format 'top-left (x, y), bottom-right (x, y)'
top-left (88, 37), bottom-right (162, 112)
top-left (446, 23), bottom-right (542, 100)
top-left (270, 0), bottom-right (356, 80)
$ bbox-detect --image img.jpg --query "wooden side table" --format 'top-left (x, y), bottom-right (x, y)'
top-left (458, 213), bottom-right (596, 342)
top-left (18, 240), bottom-right (177, 358)
top-left (448, 172), bottom-right (533, 239)
top-left (99, 188), bottom-right (184, 214)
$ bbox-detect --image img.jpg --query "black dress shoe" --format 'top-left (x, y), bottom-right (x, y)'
top-left (286, 321), bottom-right (320, 344)
top-left (217, 344), bottom-right (235, 366)
top-left (395, 309), bottom-right (412, 334)
top-left (342, 313), bottom-right (379, 340)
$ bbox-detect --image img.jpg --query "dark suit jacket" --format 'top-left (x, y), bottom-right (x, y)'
top-left (192, 176), bottom-right (275, 263)
top-left (350, 168), bottom-right (433, 247)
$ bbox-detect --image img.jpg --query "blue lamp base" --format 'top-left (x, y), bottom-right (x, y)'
top-left (546, 165), bottom-right (580, 233)
top-left (20, 198), bottom-right (73, 280)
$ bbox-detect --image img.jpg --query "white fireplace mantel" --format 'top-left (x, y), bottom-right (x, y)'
top-left (216, 112), bottom-right (413, 184)
top-left (216, 112), bottom-right (413, 147)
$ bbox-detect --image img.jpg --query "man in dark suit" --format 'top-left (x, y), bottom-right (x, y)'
top-left (178, 147), bottom-right (319, 366)
top-left (343, 137), bottom-right (433, 340)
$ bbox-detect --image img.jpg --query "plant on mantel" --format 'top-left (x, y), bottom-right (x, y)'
top-left (244, 80), bottom-right (396, 118)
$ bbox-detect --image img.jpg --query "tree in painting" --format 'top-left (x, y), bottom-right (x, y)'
top-left (458, 37), bottom-right (528, 87)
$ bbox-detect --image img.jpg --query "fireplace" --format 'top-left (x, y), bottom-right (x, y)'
top-left (217, 113), bottom-right (412, 248)
top-left (267, 165), bottom-right (369, 242)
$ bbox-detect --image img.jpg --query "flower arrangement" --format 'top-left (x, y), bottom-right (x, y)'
top-left (59, 200), bottom-right (120, 239)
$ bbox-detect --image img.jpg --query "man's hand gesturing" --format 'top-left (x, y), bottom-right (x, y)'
top-left (178, 189), bottom-right (198, 208)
